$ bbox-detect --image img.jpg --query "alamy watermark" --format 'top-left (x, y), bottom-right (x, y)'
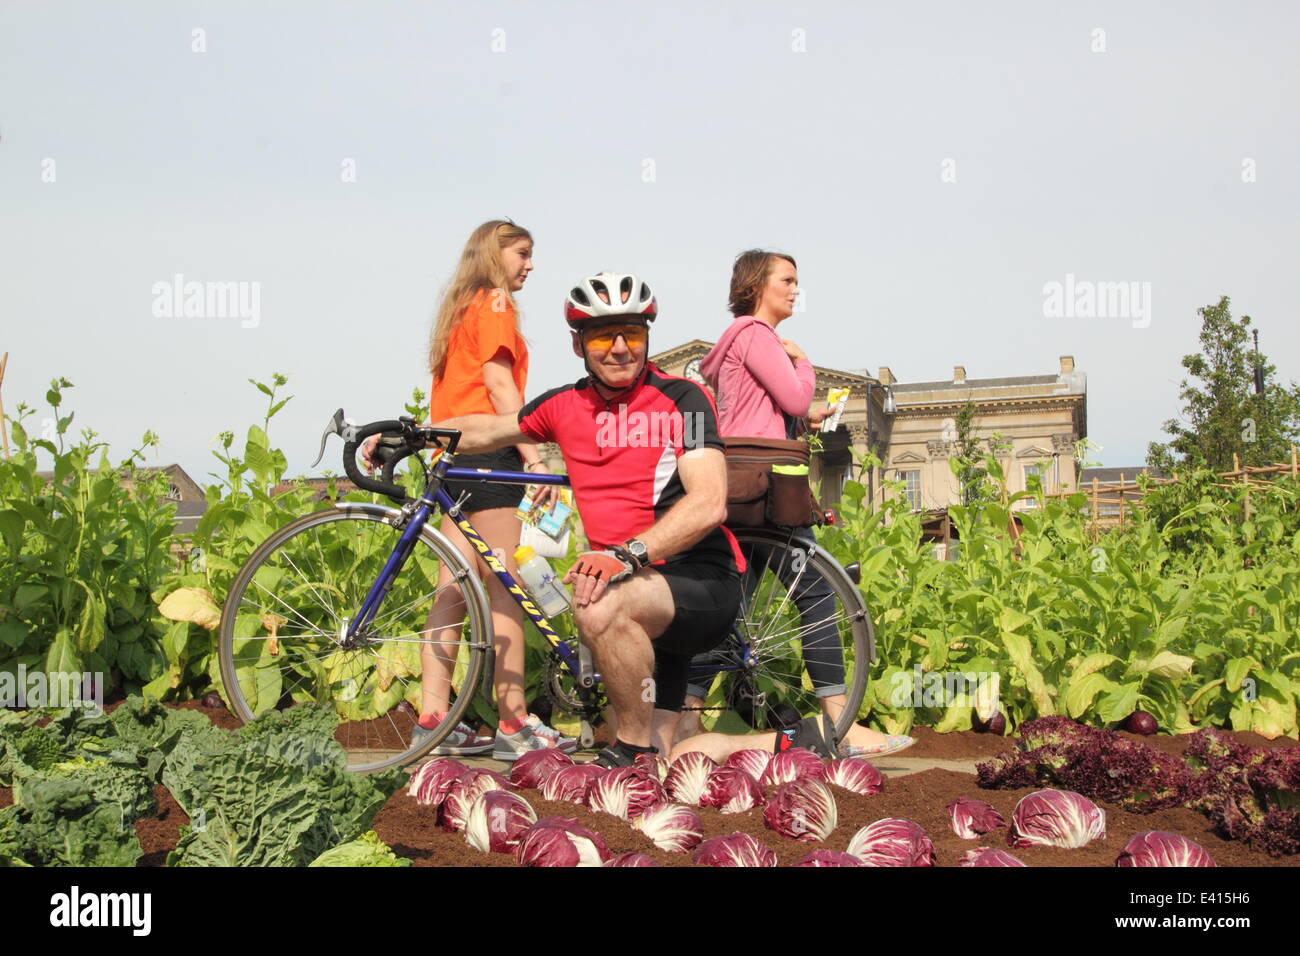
top-left (890, 665), bottom-right (999, 709)
top-left (1, 665), bottom-right (104, 714)
top-left (152, 274), bottom-right (261, 328)
top-left (1042, 273), bottom-right (1150, 329)
top-left (595, 404), bottom-right (709, 449)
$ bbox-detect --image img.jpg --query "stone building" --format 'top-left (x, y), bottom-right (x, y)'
top-left (645, 342), bottom-right (1089, 513)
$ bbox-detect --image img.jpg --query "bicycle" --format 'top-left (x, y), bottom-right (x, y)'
top-left (216, 411), bottom-right (875, 772)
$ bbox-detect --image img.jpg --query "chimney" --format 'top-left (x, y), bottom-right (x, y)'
top-left (878, 367), bottom-right (895, 386)
top-left (1060, 355), bottom-right (1075, 375)
top-left (953, 365), bottom-right (966, 384)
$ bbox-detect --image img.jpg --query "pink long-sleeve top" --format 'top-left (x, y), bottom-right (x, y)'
top-left (699, 316), bottom-right (815, 438)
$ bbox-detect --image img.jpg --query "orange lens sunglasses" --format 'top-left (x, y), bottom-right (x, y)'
top-left (582, 324), bottom-right (648, 352)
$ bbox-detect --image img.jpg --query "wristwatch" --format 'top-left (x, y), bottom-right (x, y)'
top-left (620, 538), bottom-right (650, 570)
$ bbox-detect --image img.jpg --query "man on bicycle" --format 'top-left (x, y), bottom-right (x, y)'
top-left (432, 271), bottom-right (838, 767)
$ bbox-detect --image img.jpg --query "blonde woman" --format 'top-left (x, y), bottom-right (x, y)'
top-left (402, 220), bottom-right (574, 760)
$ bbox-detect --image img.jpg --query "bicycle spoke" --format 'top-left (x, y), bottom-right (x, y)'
top-left (219, 508), bottom-right (493, 772)
top-left (276, 543), bottom-right (344, 630)
top-left (718, 530), bottom-right (870, 738)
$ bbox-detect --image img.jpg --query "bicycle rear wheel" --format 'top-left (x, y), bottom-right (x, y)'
top-left (217, 503), bottom-right (492, 773)
top-left (706, 527), bottom-right (873, 741)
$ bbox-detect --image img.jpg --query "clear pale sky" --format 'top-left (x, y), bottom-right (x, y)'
top-left (2, 1), bottom-right (1296, 481)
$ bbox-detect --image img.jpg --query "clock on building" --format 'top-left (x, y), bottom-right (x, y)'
top-left (684, 358), bottom-right (705, 384)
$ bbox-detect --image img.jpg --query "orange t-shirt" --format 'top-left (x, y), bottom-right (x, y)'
top-left (429, 288), bottom-right (529, 421)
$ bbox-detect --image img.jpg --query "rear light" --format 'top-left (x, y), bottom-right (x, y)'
top-left (823, 510), bottom-right (836, 526)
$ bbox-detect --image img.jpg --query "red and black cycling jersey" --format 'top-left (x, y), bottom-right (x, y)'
top-left (518, 363), bottom-right (736, 569)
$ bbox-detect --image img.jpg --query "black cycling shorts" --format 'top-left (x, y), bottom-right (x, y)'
top-left (442, 447), bottom-right (526, 514)
top-left (650, 557), bottom-right (740, 712)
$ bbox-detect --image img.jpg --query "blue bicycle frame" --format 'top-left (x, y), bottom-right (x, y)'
top-left (344, 453), bottom-right (755, 694)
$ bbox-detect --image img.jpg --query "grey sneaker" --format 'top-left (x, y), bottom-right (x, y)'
top-left (524, 714), bottom-right (578, 753)
top-left (493, 718), bottom-right (576, 763)
top-left (411, 720), bottom-right (493, 756)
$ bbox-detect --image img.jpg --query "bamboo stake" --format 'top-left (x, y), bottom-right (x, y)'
top-left (1244, 466), bottom-right (1252, 522)
top-left (0, 352), bottom-right (10, 459)
top-left (1119, 472), bottom-right (1126, 527)
top-left (1292, 445), bottom-right (1297, 478)
top-left (1233, 452), bottom-right (1241, 472)
top-left (1091, 477), bottom-right (1099, 542)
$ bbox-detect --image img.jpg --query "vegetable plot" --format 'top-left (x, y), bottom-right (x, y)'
top-left (0, 696), bottom-right (407, 867)
top-left (976, 716), bottom-right (1300, 856)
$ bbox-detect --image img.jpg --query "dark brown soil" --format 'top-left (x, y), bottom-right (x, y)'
top-left (135, 784), bottom-right (190, 866)
top-left (0, 788), bottom-right (11, 809)
top-left (899, 725), bottom-right (1018, 760)
top-left (369, 764), bottom-right (1297, 867)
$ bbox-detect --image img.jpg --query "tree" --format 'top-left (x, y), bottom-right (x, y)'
top-left (951, 401), bottom-right (1008, 505)
top-left (1147, 296), bottom-right (1300, 473)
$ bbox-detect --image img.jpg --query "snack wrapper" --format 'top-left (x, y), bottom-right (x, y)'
top-left (820, 387), bottom-right (851, 433)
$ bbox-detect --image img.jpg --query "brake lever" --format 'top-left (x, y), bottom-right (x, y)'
top-left (311, 408), bottom-right (361, 468)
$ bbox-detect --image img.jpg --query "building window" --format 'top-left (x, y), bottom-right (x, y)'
top-left (1023, 464), bottom-right (1046, 508)
top-left (901, 470), bottom-right (921, 510)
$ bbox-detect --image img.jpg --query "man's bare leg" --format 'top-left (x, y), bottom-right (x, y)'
top-left (668, 732), bottom-right (778, 764)
top-left (572, 571), bottom-right (674, 749)
top-left (673, 694), bottom-right (706, 743)
top-left (650, 709), bottom-right (680, 756)
top-left (820, 693), bottom-right (898, 748)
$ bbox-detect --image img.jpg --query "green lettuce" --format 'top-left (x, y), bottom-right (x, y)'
top-left (4, 775), bottom-right (143, 867)
top-left (165, 705), bottom-right (405, 867)
top-left (309, 830), bottom-right (410, 867)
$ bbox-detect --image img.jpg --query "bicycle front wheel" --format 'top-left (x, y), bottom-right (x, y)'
top-left (709, 527), bottom-right (874, 740)
top-left (217, 503), bottom-right (492, 772)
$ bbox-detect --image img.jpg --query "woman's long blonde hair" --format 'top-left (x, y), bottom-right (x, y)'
top-left (428, 220), bottom-right (533, 381)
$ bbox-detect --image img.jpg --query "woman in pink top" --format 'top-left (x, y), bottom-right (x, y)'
top-left (685, 249), bottom-right (914, 759)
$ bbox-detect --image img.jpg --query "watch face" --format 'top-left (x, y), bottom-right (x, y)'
top-left (684, 358), bottom-right (705, 384)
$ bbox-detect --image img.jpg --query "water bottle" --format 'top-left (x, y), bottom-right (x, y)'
top-left (514, 545), bottom-right (572, 618)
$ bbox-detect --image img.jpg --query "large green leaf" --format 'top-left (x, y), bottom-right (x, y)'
top-left (45, 629), bottom-right (83, 677)
top-left (0, 510), bottom-right (24, 551)
top-left (1224, 657), bottom-right (1259, 692)
top-left (1097, 682), bottom-right (1140, 723)
top-left (1001, 631), bottom-right (1055, 715)
top-left (1146, 650), bottom-right (1195, 680)
top-left (1071, 653), bottom-right (1120, 681)
top-left (75, 584), bottom-right (106, 653)
top-left (998, 606), bottom-right (1034, 634)
top-left (14, 584), bottom-right (48, 610)
top-left (0, 621), bottom-right (29, 651)
top-left (1065, 671), bottom-right (1117, 719)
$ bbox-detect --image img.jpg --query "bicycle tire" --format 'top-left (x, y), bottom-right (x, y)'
top-left (708, 527), bottom-right (874, 741)
top-left (217, 503), bottom-right (493, 773)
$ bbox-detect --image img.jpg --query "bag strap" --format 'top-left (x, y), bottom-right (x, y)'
top-left (783, 411), bottom-right (809, 440)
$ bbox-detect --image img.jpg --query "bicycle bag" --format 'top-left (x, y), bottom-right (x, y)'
top-left (723, 436), bottom-right (823, 529)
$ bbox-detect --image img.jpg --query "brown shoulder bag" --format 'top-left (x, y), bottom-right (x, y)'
top-left (723, 436), bottom-right (823, 528)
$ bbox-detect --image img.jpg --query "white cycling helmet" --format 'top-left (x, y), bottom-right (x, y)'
top-left (564, 272), bottom-right (658, 329)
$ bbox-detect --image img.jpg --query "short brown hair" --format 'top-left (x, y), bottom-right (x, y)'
top-left (728, 249), bottom-right (797, 318)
